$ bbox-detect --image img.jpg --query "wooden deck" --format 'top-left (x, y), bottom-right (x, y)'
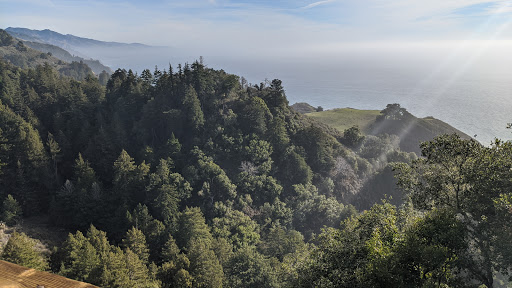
top-left (0, 260), bottom-right (98, 288)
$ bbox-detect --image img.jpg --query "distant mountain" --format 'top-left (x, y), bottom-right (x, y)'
top-left (21, 40), bottom-right (112, 75)
top-left (0, 29), bottom-right (95, 81)
top-left (6, 27), bottom-right (149, 49)
top-left (5, 27), bottom-right (171, 72)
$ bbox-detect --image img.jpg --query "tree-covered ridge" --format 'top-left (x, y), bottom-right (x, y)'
top-left (0, 55), bottom-right (369, 228)
top-left (5, 27), bottom-right (150, 49)
top-left (0, 57), bottom-right (371, 287)
top-left (0, 56), bottom-right (509, 287)
top-left (0, 29), bottom-right (97, 81)
top-left (20, 40), bottom-right (113, 75)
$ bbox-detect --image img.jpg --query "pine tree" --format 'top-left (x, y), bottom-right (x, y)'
top-left (46, 132), bottom-right (61, 186)
top-left (73, 153), bottom-right (97, 190)
top-left (162, 234), bottom-right (180, 263)
top-left (59, 230), bottom-right (102, 282)
top-left (187, 238), bottom-right (224, 288)
top-left (182, 85), bottom-right (204, 131)
top-left (1, 231), bottom-right (48, 270)
top-left (177, 207), bottom-right (213, 250)
top-left (122, 227), bottom-right (150, 263)
top-left (113, 150), bottom-right (149, 203)
top-left (123, 248), bottom-right (157, 288)
top-left (1, 194), bottom-right (22, 225)
top-left (114, 150), bottom-right (136, 184)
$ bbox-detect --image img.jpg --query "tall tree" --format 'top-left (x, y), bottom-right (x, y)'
top-left (394, 134), bottom-right (512, 287)
top-left (176, 207), bottom-right (213, 250)
top-left (225, 246), bottom-right (280, 288)
top-left (122, 227), bottom-right (150, 264)
top-left (1, 194), bottom-right (22, 225)
top-left (182, 85), bottom-right (204, 132)
top-left (46, 132), bottom-right (61, 185)
top-left (1, 231), bottom-right (48, 270)
top-left (187, 238), bottom-right (224, 288)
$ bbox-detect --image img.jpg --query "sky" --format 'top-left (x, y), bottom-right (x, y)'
top-left (1, 0), bottom-right (512, 143)
top-left (1, 0), bottom-right (512, 57)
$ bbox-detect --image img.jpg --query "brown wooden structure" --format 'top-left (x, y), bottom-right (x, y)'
top-left (0, 260), bottom-right (98, 288)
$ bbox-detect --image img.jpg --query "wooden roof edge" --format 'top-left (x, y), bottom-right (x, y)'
top-left (0, 260), bottom-right (99, 288)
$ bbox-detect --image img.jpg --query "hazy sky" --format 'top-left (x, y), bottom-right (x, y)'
top-left (1, 0), bottom-right (512, 56)
top-left (1, 0), bottom-right (512, 143)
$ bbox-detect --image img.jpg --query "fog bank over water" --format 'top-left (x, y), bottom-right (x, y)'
top-left (96, 41), bottom-right (512, 145)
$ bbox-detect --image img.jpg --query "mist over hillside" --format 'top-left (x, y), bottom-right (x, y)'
top-left (6, 27), bottom-right (170, 72)
top-left (2, 0), bottom-right (512, 285)
top-left (20, 40), bottom-right (112, 75)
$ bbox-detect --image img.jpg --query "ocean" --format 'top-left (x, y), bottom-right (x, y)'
top-left (93, 42), bottom-right (512, 145)
top-left (206, 46), bottom-right (512, 145)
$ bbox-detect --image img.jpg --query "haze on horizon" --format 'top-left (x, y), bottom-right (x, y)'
top-left (1, 0), bottom-right (512, 57)
top-left (2, 0), bottom-right (512, 144)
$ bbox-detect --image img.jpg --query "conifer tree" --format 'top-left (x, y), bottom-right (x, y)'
top-left (177, 207), bottom-right (213, 250)
top-left (187, 238), bottom-right (224, 288)
top-left (122, 227), bottom-right (150, 263)
top-left (59, 230), bottom-right (101, 282)
top-left (73, 153), bottom-right (96, 190)
top-left (1, 231), bottom-right (48, 270)
top-left (46, 132), bottom-right (61, 185)
top-left (162, 234), bottom-right (181, 263)
top-left (182, 85), bottom-right (204, 132)
top-left (1, 194), bottom-right (22, 225)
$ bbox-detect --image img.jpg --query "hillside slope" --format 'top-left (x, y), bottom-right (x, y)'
top-left (307, 108), bottom-right (381, 133)
top-left (0, 29), bottom-right (93, 81)
top-left (5, 27), bottom-right (170, 72)
top-left (21, 40), bottom-right (112, 75)
top-left (5, 27), bottom-right (149, 49)
top-left (307, 106), bottom-right (471, 154)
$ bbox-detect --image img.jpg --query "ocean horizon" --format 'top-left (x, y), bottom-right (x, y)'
top-left (88, 43), bottom-right (512, 145)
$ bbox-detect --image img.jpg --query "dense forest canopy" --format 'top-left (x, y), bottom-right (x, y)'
top-left (0, 54), bottom-right (510, 288)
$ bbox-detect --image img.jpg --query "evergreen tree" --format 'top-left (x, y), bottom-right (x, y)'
top-left (58, 230), bottom-right (102, 282)
top-left (1, 194), bottom-right (22, 225)
top-left (113, 150), bottom-right (149, 203)
top-left (182, 85), bottom-right (204, 132)
top-left (122, 227), bottom-right (150, 263)
top-left (73, 153), bottom-right (97, 190)
top-left (187, 238), bottom-right (224, 288)
top-left (240, 96), bottom-right (271, 136)
top-left (1, 231), bottom-right (48, 270)
top-left (176, 207), bottom-right (213, 250)
top-left (127, 204), bottom-right (166, 260)
top-left (225, 246), bottom-right (279, 288)
top-left (99, 70), bottom-right (110, 86)
top-left (161, 234), bottom-right (181, 263)
top-left (46, 132), bottom-right (61, 185)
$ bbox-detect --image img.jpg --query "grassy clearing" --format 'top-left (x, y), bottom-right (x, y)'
top-left (306, 108), bottom-right (381, 134)
top-left (306, 107), bottom-right (471, 154)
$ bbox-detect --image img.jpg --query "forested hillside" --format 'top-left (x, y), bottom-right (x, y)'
top-left (21, 40), bottom-right (112, 75)
top-left (5, 27), bottom-right (169, 74)
top-left (0, 57), bottom-right (510, 287)
top-left (0, 29), bottom-right (96, 81)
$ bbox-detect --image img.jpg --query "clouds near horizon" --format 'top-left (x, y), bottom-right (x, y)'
top-left (1, 0), bottom-right (512, 56)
